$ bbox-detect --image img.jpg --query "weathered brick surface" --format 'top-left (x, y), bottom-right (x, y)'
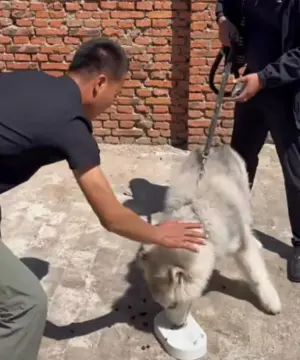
top-left (0, 1), bottom-right (233, 149)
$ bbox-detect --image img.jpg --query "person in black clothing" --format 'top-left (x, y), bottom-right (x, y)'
top-left (0, 37), bottom-right (207, 360)
top-left (215, 0), bottom-right (300, 282)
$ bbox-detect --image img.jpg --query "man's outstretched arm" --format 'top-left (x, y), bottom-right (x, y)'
top-left (74, 165), bottom-right (207, 251)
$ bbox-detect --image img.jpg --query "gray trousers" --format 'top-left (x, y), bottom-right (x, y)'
top-left (0, 207), bottom-right (48, 360)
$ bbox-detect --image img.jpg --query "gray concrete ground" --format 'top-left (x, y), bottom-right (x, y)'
top-left (0, 144), bottom-right (299, 360)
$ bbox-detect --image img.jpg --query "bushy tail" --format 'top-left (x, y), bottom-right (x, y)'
top-left (164, 148), bottom-right (204, 214)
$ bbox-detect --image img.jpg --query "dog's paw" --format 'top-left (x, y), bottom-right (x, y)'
top-left (259, 284), bottom-right (281, 315)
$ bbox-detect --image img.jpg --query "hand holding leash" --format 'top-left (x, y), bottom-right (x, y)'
top-left (231, 73), bottom-right (263, 102)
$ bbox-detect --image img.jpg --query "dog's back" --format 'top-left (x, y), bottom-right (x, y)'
top-left (163, 145), bottom-right (252, 257)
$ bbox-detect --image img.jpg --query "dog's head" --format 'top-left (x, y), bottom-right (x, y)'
top-left (137, 245), bottom-right (195, 327)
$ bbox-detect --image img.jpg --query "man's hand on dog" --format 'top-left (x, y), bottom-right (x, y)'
top-left (155, 220), bottom-right (207, 252)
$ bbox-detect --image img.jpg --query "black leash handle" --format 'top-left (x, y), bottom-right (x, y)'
top-left (208, 46), bottom-right (240, 96)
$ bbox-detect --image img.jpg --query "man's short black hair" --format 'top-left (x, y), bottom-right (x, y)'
top-left (69, 37), bottom-right (129, 80)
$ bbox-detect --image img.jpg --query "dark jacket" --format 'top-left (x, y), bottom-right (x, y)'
top-left (216, 0), bottom-right (300, 125)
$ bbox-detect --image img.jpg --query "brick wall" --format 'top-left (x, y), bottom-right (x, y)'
top-left (0, 1), bottom-right (233, 149)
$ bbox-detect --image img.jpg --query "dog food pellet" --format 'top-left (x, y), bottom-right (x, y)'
top-left (146, 345), bottom-right (150, 349)
top-left (141, 346), bottom-right (146, 350)
top-left (131, 315), bottom-right (136, 320)
top-left (142, 321), bottom-right (148, 327)
top-left (114, 307), bottom-right (119, 312)
top-left (222, 285), bottom-right (227, 290)
top-left (139, 312), bottom-right (147, 317)
top-left (142, 298), bottom-right (147, 303)
top-left (128, 305), bottom-right (132, 310)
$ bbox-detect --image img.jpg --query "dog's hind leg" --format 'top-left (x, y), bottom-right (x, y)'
top-left (234, 229), bottom-right (281, 314)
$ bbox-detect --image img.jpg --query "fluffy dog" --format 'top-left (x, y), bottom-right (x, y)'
top-left (138, 145), bottom-right (281, 327)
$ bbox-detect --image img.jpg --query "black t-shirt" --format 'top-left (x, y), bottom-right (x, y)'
top-left (0, 70), bottom-right (100, 194)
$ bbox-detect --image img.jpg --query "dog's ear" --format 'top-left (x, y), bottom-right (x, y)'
top-left (168, 266), bottom-right (191, 285)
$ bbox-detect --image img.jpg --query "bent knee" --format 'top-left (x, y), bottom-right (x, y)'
top-left (18, 280), bottom-right (48, 325)
top-left (29, 282), bottom-right (48, 318)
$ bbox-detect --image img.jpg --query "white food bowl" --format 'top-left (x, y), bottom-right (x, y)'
top-left (154, 310), bottom-right (207, 360)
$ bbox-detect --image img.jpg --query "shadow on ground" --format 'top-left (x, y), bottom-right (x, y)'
top-left (20, 255), bottom-right (161, 340)
top-left (123, 178), bottom-right (168, 223)
top-left (254, 229), bottom-right (291, 260)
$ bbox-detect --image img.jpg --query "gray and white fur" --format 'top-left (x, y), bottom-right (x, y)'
top-left (138, 145), bottom-right (281, 327)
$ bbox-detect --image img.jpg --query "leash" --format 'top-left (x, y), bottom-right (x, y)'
top-left (198, 46), bottom-right (238, 177)
top-left (199, 13), bottom-right (247, 178)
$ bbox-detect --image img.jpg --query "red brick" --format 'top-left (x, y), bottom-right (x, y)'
top-left (0, 36), bottom-right (11, 44)
top-left (11, 2), bottom-right (28, 10)
top-left (100, 1), bottom-right (117, 10)
top-left (16, 19), bottom-right (32, 27)
top-left (84, 19), bottom-right (101, 28)
top-left (30, 3), bottom-right (46, 11)
top-left (136, 89), bottom-right (152, 97)
top-left (65, 3), bottom-right (81, 12)
top-left (136, 2), bottom-right (153, 10)
top-left (14, 36), bottom-right (29, 44)
top-left (120, 121), bottom-right (135, 128)
top-left (152, 19), bottom-right (170, 27)
top-left (103, 121), bottom-right (118, 129)
top-left (110, 11), bottom-right (137, 19)
top-left (82, 3), bottom-right (99, 11)
top-left (136, 19), bottom-right (151, 27)
top-left (41, 62), bottom-right (69, 70)
top-left (15, 53), bottom-right (30, 61)
top-left (33, 19), bottom-right (48, 27)
top-left (112, 129), bottom-right (143, 137)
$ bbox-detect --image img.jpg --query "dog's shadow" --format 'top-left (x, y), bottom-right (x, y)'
top-left (21, 256), bottom-right (161, 340)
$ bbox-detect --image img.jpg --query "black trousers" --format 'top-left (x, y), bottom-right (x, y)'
top-left (231, 87), bottom-right (300, 246)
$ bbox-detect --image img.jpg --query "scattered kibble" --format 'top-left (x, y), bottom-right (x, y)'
top-left (141, 345), bottom-right (150, 351)
top-left (128, 305), bottom-right (132, 310)
top-left (114, 307), bottom-right (119, 312)
top-left (142, 321), bottom-right (148, 327)
top-left (222, 285), bottom-right (227, 290)
top-left (131, 315), bottom-right (136, 320)
top-left (142, 298), bottom-right (147, 303)
top-left (139, 312), bottom-right (147, 317)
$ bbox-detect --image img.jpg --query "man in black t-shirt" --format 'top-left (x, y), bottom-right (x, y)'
top-left (0, 38), bottom-right (206, 359)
